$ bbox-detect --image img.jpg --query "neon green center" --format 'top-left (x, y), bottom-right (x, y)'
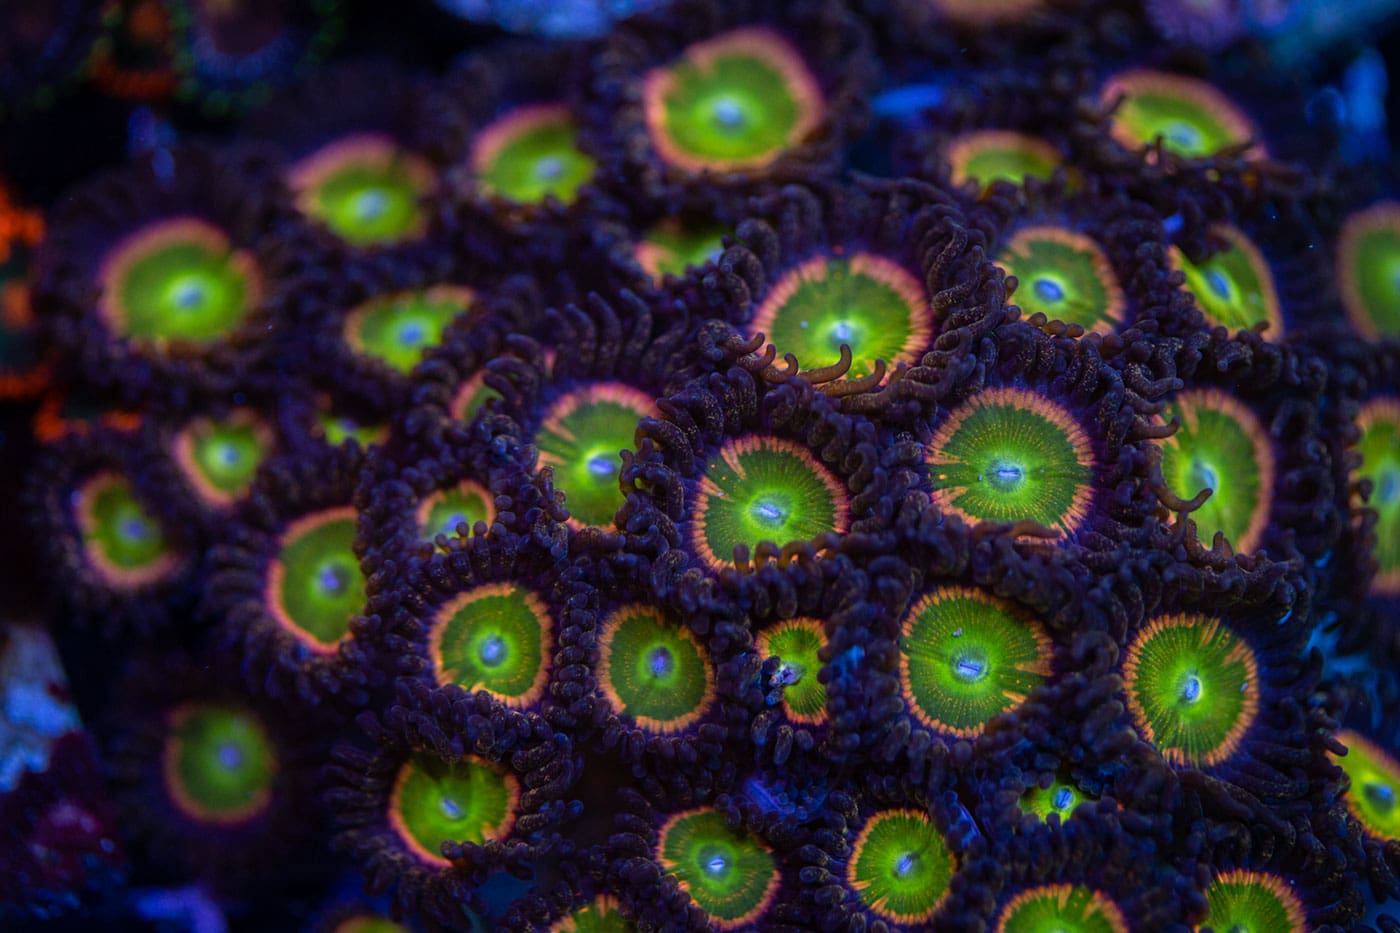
top-left (394, 755), bottom-right (514, 858)
top-left (536, 387), bottom-right (649, 527)
top-left (1018, 780), bottom-right (1087, 822)
top-left (421, 485), bottom-right (493, 542)
top-left (998, 886), bottom-right (1124, 933)
top-left (848, 811), bottom-right (953, 922)
top-left (928, 391), bottom-right (1094, 535)
top-left (602, 608), bottom-right (712, 728)
top-left (1201, 874), bottom-right (1304, 933)
top-left (637, 220), bottom-right (728, 279)
top-left (658, 809), bottom-right (776, 926)
top-left (695, 437), bottom-right (847, 566)
top-left (185, 417), bottom-right (269, 500)
top-left (1112, 85), bottom-right (1247, 158)
top-left (319, 411), bottom-right (387, 449)
top-left (165, 704), bottom-right (276, 820)
top-left (653, 44), bottom-right (811, 167)
top-left (115, 237), bottom-right (254, 342)
top-left (900, 590), bottom-right (1050, 736)
top-left (349, 291), bottom-right (470, 375)
top-left (1343, 218), bottom-right (1400, 336)
top-left (997, 231), bottom-right (1121, 333)
top-left (82, 474), bottom-right (171, 572)
top-left (1336, 733), bottom-right (1400, 840)
top-left (760, 620), bottom-right (826, 721)
top-left (1126, 616), bottom-right (1256, 765)
top-left (956, 139), bottom-right (1059, 189)
top-left (308, 160), bottom-right (428, 246)
top-left (755, 256), bottom-right (927, 378)
top-left (334, 916), bottom-right (412, 933)
top-left (1175, 240), bottom-right (1275, 334)
top-left (275, 512), bottom-right (363, 648)
top-left (477, 112), bottom-right (596, 205)
top-left (553, 898), bottom-right (635, 932)
top-left (1160, 393), bottom-right (1269, 552)
top-left (434, 585), bottom-right (547, 703)
top-left (1359, 406), bottom-right (1400, 582)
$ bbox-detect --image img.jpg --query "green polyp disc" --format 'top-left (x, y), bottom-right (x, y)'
top-left (551, 896), bottom-right (635, 932)
top-left (899, 587), bottom-right (1052, 738)
top-left (78, 472), bottom-right (175, 585)
top-left (430, 583), bottom-right (551, 707)
top-left (290, 135), bottom-right (434, 247)
top-left (451, 371), bottom-right (502, 425)
top-left (163, 703), bottom-right (276, 823)
top-left (997, 227), bottom-right (1124, 335)
top-left (757, 618), bottom-right (827, 724)
top-left (748, 253), bottom-right (933, 379)
top-left (1019, 779), bottom-right (1088, 822)
top-left (1200, 870), bottom-right (1308, 933)
top-left (692, 435), bottom-right (850, 568)
top-left (1358, 399), bottom-right (1400, 594)
top-left (599, 605), bottom-right (715, 732)
top-left (1173, 226), bottom-right (1282, 336)
top-left (1103, 70), bottom-right (1257, 160)
top-left (318, 410), bottom-right (389, 449)
top-left (270, 507), bottom-right (364, 650)
top-left (536, 383), bottom-right (651, 528)
top-left (846, 809), bottom-right (955, 923)
top-left (473, 104), bottom-right (596, 206)
top-left (176, 411), bottom-right (271, 506)
top-left (657, 808), bottom-right (778, 929)
top-left (947, 130), bottom-right (1061, 191)
top-left (334, 916), bottom-right (412, 933)
top-left (1334, 730), bottom-right (1400, 841)
top-left (391, 754), bottom-right (518, 865)
top-left (927, 386), bottom-right (1096, 538)
top-left (995, 885), bottom-right (1128, 933)
top-left (418, 481), bottom-right (495, 544)
top-left (1124, 614), bottom-right (1259, 767)
top-left (100, 218), bottom-right (258, 344)
top-left (1339, 203), bottom-right (1400, 339)
top-left (644, 27), bottom-right (823, 173)
top-left (635, 219), bottom-right (728, 280)
top-left (345, 286), bottom-right (474, 375)
top-left (1159, 389), bottom-right (1273, 554)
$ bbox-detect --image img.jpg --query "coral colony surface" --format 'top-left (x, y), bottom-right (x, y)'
top-left (6, 0), bottom-right (1400, 930)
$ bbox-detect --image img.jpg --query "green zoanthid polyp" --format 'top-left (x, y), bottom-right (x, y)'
top-left (634, 218), bottom-right (729, 281)
top-left (597, 604), bottom-right (716, 733)
top-left (997, 226), bottom-right (1125, 335)
top-left (756, 617), bottom-right (828, 725)
top-left (77, 470), bottom-right (180, 587)
top-left (1170, 224), bottom-right (1282, 336)
top-left (1157, 388), bottom-right (1274, 554)
top-left (266, 506), bottom-right (365, 653)
top-left (1358, 397), bottom-right (1400, 595)
top-left (471, 104), bottom-right (597, 206)
top-left (1333, 730), bottom-right (1400, 842)
top-left (643, 27), bottom-right (824, 174)
top-left (945, 130), bottom-right (1062, 192)
top-left (342, 285), bottom-right (475, 375)
top-left (1123, 614), bottom-right (1260, 767)
top-left (288, 134), bottom-right (436, 247)
top-left (1198, 869), bottom-right (1308, 933)
top-left (1338, 202), bottom-right (1400, 339)
top-left (846, 808), bottom-right (956, 924)
top-left (536, 383), bottom-right (653, 529)
top-left (691, 434), bottom-right (850, 569)
top-left (173, 409), bottom-right (273, 508)
top-left (926, 386), bottom-right (1096, 538)
top-left (898, 586), bottom-right (1053, 738)
top-left (656, 807), bottom-right (779, 929)
top-left (428, 582), bottom-right (552, 708)
top-left (415, 480), bottom-right (496, 545)
top-left (1019, 778), bottom-right (1090, 823)
top-left (549, 895), bottom-right (635, 932)
top-left (995, 884), bottom-right (1129, 933)
top-left (98, 217), bottom-right (262, 345)
top-left (162, 702), bottom-right (277, 824)
top-left (1101, 69), bottom-right (1261, 161)
top-left (389, 753), bottom-right (519, 866)
top-left (748, 253), bottom-right (933, 380)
